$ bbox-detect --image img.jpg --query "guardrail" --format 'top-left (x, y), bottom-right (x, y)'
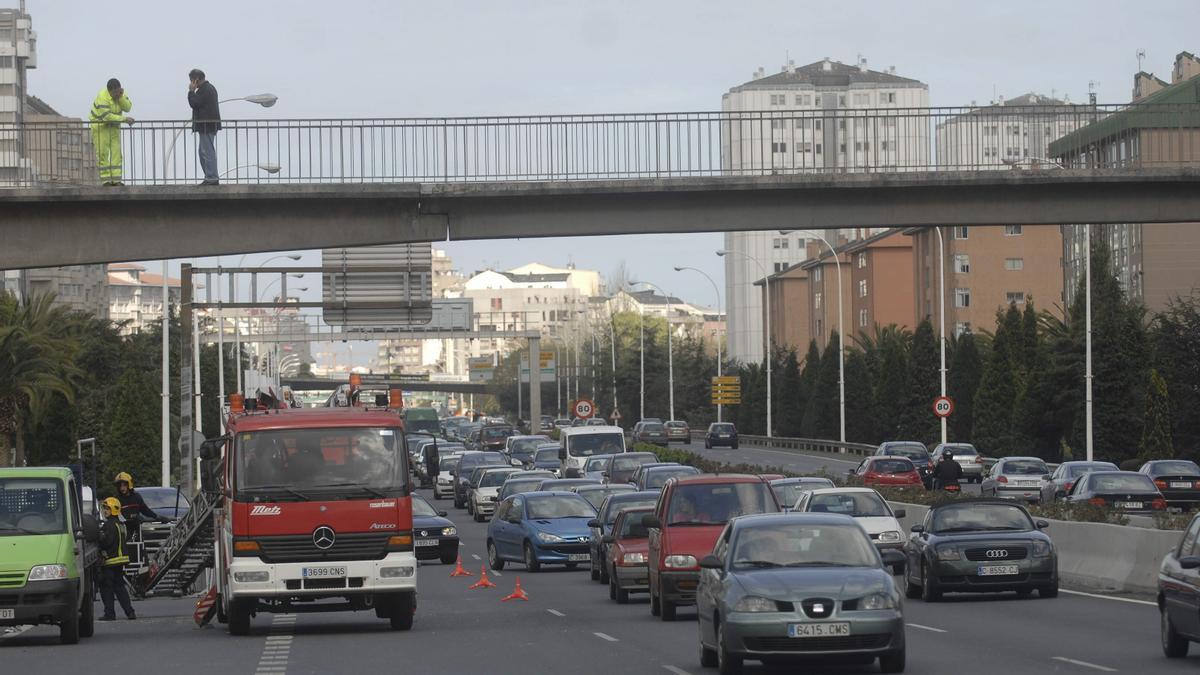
top-left (687, 430), bottom-right (876, 458)
top-left (3, 101), bottom-right (1197, 187)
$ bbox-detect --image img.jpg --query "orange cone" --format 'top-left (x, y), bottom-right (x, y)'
top-left (469, 565), bottom-right (497, 589)
top-left (501, 576), bottom-right (529, 602)
top-left (450, 555), bottom-right (473, 577)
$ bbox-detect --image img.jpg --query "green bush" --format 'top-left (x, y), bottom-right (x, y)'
top-left (1152, 511), bottom-right (1196, 531)
top-left (1027, 501), bottom-right (1129, 526)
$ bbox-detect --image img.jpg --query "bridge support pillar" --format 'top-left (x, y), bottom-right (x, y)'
top-left (528, 337), bottom-right (541, 433)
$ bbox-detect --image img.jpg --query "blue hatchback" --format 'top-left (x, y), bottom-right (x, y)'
top-left (487, 491), bottom-right (597, 572)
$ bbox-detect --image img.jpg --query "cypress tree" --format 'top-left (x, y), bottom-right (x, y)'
top-left (801, 332), bottom-right (841, 439)
top-left (972, 309), bottom-right (1019, 456)
top-left (776, 349), bottom-right (803, 436)
top-left (899, 319), bottom-right (940, 444)
top-left (843, 350), bottom-right (875, 443)
top-left (871, 337), bottom-right (908, 441)
top-left (1137, 369), bottom-right (1174, 461)
top-left (947, 333), bottom-right (982, 442)
top-left (103, 368), bottom-right (162, 492)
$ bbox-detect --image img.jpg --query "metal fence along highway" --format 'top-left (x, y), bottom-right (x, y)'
top-left (3, 102), bottom-right (1198, 186)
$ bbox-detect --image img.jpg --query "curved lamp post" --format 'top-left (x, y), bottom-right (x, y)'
top-left (163, 94), bottom-right (279, 180)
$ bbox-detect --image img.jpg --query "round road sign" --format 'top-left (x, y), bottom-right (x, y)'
top-left (932, 396), bottom-right (954, 418)
top-left (573, 398), bottom-right (596, 419)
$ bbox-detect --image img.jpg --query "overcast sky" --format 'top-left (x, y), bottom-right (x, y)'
top-left (23, 0), bottom-right (1198, 365)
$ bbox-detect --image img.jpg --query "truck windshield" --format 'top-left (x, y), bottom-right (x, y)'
top-left (567, 432), bottom-right (624, 458)
top-left (234, 427), bottom-right (406, 498)
top-left (0, 478), bottom-right (67, 535)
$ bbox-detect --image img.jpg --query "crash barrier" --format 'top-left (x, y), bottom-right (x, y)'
top-left (687, 431), bottom-right (876, 458)
top-left (889, 502), bottom-right (1179, 596)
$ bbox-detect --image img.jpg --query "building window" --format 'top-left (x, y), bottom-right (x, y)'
top-left (1006, 292), bottom-right (1026, 305)
top-left (953, 226), bottom-right (969, 240)
top-left (771, 142), bottom-right (787, 153)
top-left (813, 267), bottom-right (822, 282)
top-left (796, 94), bottom-right (812, 105)
top-left (773, 262), bottom-right (787, 273)
top-left (814, 120), bottom-right (822, 130)
top-left (1004, 225), bottom-right (1023, 236)
top-left (859, 309), bottom-right (869, 327)
top-left (814, 143), bottom-right (823, 154)
top-left (838, 95), bottom-right (846, 106)
top-left (853, 92), bottom-right (871, 105)
top-left (490, 297), bottom-right (502, 310)
top-left (814, 293), bottom-right (822, 309)
top-left (814, 95), bottom-right (822, 106)
top-left (770, 94), bottom-right (785, 105)
top-left (955, 321), bottom-right (972, 336)
top-left (771, 119), bottom-right (785, 129)
top-left (858, 279), bottom-right (868, 297)
top-left (954, 288), bottom-right (971, 308)
top-left (856, 252), bottom-right (866, 268)
top-left (954, 254), bottom-right (970, 274)
top-left (883, 92), bottom-right (896, 104)
top-left (1005, 258), bottom-right (1024, 271)
top-left (797, 141), bottom-right (812, 153)
top-left (772, 237), bottom-right (789, 249)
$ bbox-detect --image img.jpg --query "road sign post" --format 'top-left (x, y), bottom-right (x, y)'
top-left (933, 396), bottom-right (955, 419)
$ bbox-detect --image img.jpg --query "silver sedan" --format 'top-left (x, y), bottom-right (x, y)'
top-left (980, 457), bottom-right (1052, 503)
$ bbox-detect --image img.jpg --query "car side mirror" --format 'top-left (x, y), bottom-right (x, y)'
top-left (910, 524), bottom-right (925, 534)
top-left (642, 515), bottom-right (662, 529)
top-left (437, 511), bottom-right (448, 517)
top-left (558, 447), bottom-right (567, 460)
top-left (1180, 556), bottom-right (1200, 570)
top-left (587, 519), bottom-right (600, 528)
top-left (846, 468), bottom-right (856, 476)
top-left (699, 555), bottom-right (724, 570)
top-left (881, 549), bottom-right (905, 567)
top-left (80, 514), bottom-right (100, 544)
top-left (601, 535), bottom-right (615, 544)
top-left (1042, 474), bottom-right (1052, 481)
top-left (893, 509), bottom-right (906, 519)
top-left (198, 435), bottom-right (229, 461)
top-left (1035, 520), bottom-right (1049, 529)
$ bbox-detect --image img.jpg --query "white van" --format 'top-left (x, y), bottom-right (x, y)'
top-left (558, 426), bottom-right (626, 478)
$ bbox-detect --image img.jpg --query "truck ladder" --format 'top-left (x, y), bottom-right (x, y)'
top-left (138, 489), bottom-right (216, 597)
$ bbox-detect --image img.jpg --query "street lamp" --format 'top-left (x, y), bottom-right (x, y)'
top-left (631, 281), bottom-right (675, 423)
top-left (675, 265), bottom-right (723, 422)
top-left (780, 230), bottom-right (846, 444)
top-left (932, 227), bottom-right (948, 444)
top-left (716, 249), bottom-right (772, 437)
top-left (163, 93), bottom-right (280, 180)
top-left (220, 162), bottom-right (282, 178)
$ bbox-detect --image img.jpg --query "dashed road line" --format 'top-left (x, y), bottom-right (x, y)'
top-left (1060, 589), bottom-right (1156, 606)
top-left (547, 609), bottom-right (565, 617)
top-left (491, 570), bottom-right (502, 577)
top-left (256, 615), bottom-right (296, 675)
top-left (662, 666), bottom-right (692, 675)
top-left (1051, 656), bottom-right (1117, 672)
top-left (906, 622), bottom-right (948, 633)
top-left (593, 631), bottom-right (619, 642)
top-left (471, 554), bottom-right (481, 560)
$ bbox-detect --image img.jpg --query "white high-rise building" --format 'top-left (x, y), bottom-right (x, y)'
top-left (721, 57), bottom-right (929, 364)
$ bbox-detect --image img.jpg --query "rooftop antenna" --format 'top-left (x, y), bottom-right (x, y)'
top-left (1088, 80), bottom-right (1099, 106)
top-left (1136, 48), bottom-right (1146, 72)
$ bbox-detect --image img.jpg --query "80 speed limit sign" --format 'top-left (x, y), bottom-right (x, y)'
top-left (932, 396), bottom-right (954, 418)
top-left (573, 398), bottom-right (596, 419)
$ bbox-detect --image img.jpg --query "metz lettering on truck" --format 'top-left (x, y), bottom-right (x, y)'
top-left (250, 505), bottom-right (282, 516)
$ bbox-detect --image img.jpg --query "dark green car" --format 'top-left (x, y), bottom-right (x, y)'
top-left (903, 499), bottom-right (1058, 602)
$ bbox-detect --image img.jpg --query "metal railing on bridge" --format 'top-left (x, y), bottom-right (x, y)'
top-left (3, 102), bottom-right (1198, 187)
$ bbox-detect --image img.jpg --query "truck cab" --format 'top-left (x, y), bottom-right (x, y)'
top-left (644, 474), bottom-right (779, 621)
top-left (558, 426), bottom-right (626, 478)
top-left (0, 467), bottom-right (100, 644)
top-left (211, 398), bottom-right (418, 635)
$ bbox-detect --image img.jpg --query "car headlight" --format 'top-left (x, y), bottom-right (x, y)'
top-left (442, 527), bottom-right (457, 537)
top-left (935, 544), bottom-right (961, 561)
top-left (878, 530), bottom-right (902, 543)
top-left (537, 531), bottom-right (564, 543)
top-left (733, 596), bottom-right (779, 613)
top-left (856, 593), bottom-right (895, 610)
top-left (380, 566), bottom-right (415, 578)
top-left (1031, 539), bottom-right (1052, 558)
top-left (622, 552), bottom-right (647, 565)
top-left (27, 564), bottom-right (68, 581)
top-left (663, 554), bottom-right (697, 569)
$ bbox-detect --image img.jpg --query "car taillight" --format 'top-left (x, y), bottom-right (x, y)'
top-left (997, 475), bottom-right (1008, 484)
top-left (1063, 481), bottom-right (1074, 492)
top-left (865, 471), bottom-right (879, 480)
top-left (1152, 498), bottom-right (1167, 510)
top-left (1088, 497), bottom-right (1106, 507)
top-left (1154, 479), bottom-right (1168, 490)
top-left (975, 456), bottom-right (984, 464)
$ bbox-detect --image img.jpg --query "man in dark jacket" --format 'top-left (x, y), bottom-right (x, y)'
top-left (187, 68), bottom-right (221, 185)
top-left (114, 472), bottom-right (167, 535)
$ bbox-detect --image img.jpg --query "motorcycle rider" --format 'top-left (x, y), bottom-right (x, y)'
top-left (933, 449), bottom-right (964, 490)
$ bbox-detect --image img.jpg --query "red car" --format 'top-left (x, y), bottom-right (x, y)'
top-left (852, 456), bottom-right (923, 488)
top-left (605, 507), bottom-right (654, 604)
top-left (644, 474), bottom-right (780, 621)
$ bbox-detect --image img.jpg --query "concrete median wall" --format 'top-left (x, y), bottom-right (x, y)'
top-left (889, 502), bottom-right (1181, 597)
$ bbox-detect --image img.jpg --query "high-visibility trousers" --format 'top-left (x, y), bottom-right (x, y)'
top-left (92, 125), bottom-right (123, 183)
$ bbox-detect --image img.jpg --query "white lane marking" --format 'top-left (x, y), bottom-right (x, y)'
top-left (492, 570), bottom-right (502, 577)
top-left (471, 554), bottom-right (481, 560)
top-left (663, 666), bottom-right (692, 675)
top-left (594, 631), bottom-right (619, 642)
top-left (906, 622), bottom-right (947, 633)
top-left (1060, 589), bottom-right (1156, 607)
top-left (1051, 656), bottom-right (1117, 672)
top-left (256, 615), bottom-right (295, 675)
top-left (547, 609), bottom-right (566, 617)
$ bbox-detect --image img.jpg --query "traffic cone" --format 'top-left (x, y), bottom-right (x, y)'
top-left (450, 555), bottom-right (473, 577)
top-left (501, 576), bottom-right (529, 602)
top-left (468, 565), bottom-right (497, 589)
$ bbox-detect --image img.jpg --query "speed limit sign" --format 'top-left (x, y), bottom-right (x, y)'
top-left (932, 396), bottom-right (955, 418)
top-left (573, 398), bottom-right (596, 420)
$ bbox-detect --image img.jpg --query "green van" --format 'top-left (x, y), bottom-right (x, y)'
top-left (0, 467), bottom-right (100, 644)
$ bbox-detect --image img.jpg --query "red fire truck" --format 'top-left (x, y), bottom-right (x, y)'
top-left (203, 389), bottom-right (418, 634)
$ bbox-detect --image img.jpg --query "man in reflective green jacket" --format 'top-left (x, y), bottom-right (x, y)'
top-left (89, 78), bottom-right (135, 186)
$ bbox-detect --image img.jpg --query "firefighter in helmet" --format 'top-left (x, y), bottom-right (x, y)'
top-left (98, 497), bottom-right (136, 621)
top-left (114, 471), bottom-right (168, 535)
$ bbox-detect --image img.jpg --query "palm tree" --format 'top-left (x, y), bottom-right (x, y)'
top-left (0, 292), bottom-right (79, 467)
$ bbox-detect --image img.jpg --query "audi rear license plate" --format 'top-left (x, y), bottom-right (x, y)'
top-left (301, 566), bottom-right (347, 578)
top-left (977, 564), bottom-right (1020, 576)
top-left (0, 608), bottom-right (13, 620)
top-left (788, 622), bottom-right (850, 638)
top-left (415, 538), bottom-right (438, 547)
top-left (568, 553), bottom-right (591, 562)
top-left (1118, 501), bottom-right (1144, 509)
top-left (1170, 481), bottom-right (1192, 489)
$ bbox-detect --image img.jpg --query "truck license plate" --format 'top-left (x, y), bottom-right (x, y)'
top-left (0, 608), bottom-right (13, 620)
top-left (415, 538), bottom-right (438, 547)
top-left (568, 553), bottom-right (591, 562)
top-left (977, 564), bottom-right (1019, 576)
top-left (788, 622), bottom-right (850, 638)
top-left (301, 566), bottom-right (347, 578)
